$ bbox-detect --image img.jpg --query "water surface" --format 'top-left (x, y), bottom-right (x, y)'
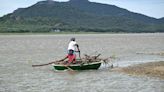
top-left (0, 33), bottom-right (164, 92)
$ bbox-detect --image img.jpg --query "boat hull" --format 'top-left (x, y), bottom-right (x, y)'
top-left (53, 62), bottom-right (101, 70)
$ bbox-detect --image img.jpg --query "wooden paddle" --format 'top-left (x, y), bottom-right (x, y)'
top-left (32, 60), bottom-right (62, 67)
top-left (75, 51), bottom-right (81, 60)
top-left (64, 65), bottom-right (75, 71)
top-left (78, 51), bottom-right (81, 59)
top-left (32, 60), bottom-right (75, 70)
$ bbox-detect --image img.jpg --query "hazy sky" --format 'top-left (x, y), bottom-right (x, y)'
top-left (0, 0), bottom-right (164, 18)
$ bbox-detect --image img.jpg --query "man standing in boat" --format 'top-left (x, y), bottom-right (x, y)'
top-left (67, 37), bottom-right (80, 64)
top-left (68, 37), bottom-right (80, 55)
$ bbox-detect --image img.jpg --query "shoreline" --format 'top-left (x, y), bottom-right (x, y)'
top-left (0, 32), bottom-right (163, 35)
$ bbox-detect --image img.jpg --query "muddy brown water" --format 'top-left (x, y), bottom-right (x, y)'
top-left (0, 33), bottom-right (164, 92)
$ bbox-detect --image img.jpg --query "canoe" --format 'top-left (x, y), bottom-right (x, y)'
top-left (52, 61), bottom-right (102, 70)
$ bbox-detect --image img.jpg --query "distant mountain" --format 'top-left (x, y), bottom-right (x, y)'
top-left (158, 17), bottom-right (164, 23)
top-left (0, 0), bottom-right (163, 33)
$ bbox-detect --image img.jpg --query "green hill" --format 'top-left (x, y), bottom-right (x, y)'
top-left (0, 0), bottom-right (164, 33)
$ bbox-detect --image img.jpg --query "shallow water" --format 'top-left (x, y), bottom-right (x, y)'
top-left (0, 33), bottom-right (164, 92)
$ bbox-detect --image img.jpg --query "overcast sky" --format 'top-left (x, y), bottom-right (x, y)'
top-left (0, 0), bottom-right (164, 19)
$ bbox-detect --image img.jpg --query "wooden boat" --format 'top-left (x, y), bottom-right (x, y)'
top-left (52, 60), bottom-right (102, 70)
top-left (32, 54), bottom-right (112, 71)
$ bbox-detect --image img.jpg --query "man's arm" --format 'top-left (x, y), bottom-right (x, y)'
top-left (75, 44), bottom-right (80, 52)
top-left (60, 56), bottom-right (68, 61)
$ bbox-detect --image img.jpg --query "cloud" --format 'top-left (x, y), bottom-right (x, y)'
top-left (91, 0), bottom-right (164, 18)
top-left (0, 0), bottom-right (39, 17)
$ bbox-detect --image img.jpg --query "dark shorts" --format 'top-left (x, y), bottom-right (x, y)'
top-left (68, 49), bottom-right (75, 55)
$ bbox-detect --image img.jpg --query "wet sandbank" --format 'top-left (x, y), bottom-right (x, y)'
top-left (113, 61), bottom-right (164, 79)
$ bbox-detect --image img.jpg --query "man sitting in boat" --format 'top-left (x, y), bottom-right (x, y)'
top-left (61, 49), bottom-right (76, 66)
